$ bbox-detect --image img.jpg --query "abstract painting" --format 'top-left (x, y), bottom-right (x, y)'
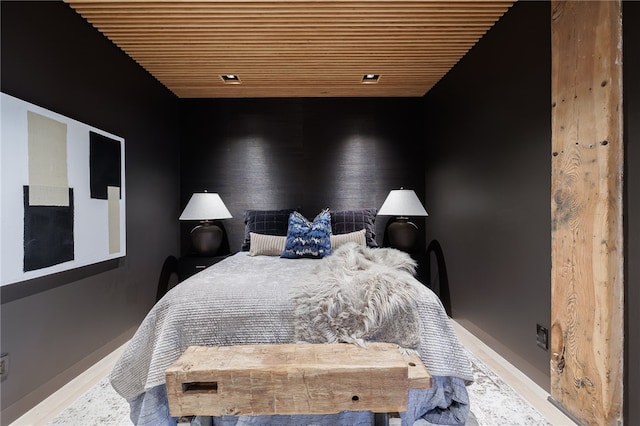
top-left (1, 93), bottom-right (126, 285)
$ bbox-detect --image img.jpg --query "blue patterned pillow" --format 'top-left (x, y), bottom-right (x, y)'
top-left (281, 209), bottom-right (332, 259)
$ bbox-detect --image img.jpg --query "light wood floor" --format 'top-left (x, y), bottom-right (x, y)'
top-left (11, 321), bottom-right (573, 425)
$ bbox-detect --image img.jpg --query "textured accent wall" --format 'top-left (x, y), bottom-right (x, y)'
top-left (179, 98), bottom-right (428, 255)
top-left (0, 3), bottom-right (180, 424)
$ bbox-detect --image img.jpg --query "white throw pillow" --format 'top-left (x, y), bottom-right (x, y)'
top-left (330, 228), bottom-right (366, 250)
top-left (249, 232), bottom-right (287, 256)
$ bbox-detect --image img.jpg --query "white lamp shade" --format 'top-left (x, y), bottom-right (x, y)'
top-left (378, 189), bottom-right (428, 217)
top-left (179, 193), bottom-right (232, 221)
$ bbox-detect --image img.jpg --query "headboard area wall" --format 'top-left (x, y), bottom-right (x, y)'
top-left (179, 98), bottom-right (428, 255)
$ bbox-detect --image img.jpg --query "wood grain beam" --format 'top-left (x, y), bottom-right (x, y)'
top-left (550, 1), bottom-right (623, 424)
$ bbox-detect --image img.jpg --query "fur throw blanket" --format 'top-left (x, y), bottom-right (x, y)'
top-left (291, 243), bottom-right (422, 350)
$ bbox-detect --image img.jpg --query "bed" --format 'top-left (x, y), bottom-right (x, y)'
top-left (109, 208), bottom-right (474, 426)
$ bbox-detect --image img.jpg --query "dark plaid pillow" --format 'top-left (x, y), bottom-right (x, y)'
top-left (241, 209), bottom-right (295, 251)
top-left (330, 208), bottom-right (378, 248)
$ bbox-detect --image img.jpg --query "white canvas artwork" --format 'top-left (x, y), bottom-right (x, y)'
top-left (1, 93), bottom-right (126, 286)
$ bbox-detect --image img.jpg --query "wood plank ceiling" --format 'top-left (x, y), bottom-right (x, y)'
top-left (64, 1), bottom-right (514, 98)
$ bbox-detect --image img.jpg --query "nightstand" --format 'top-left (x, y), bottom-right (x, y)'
top-left (177, 254), bottom-right (233, 281)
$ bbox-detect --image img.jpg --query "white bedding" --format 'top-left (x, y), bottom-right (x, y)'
top-left (109, 248), bottom-right (474, 425)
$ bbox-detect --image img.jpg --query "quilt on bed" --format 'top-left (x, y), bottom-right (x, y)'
top-left (109, 245), bottom-right (474, 426)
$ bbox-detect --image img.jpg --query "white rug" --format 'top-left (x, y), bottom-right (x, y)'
top-left (463, 351), bottom-right (551, 426)
top-left (47, 350), bottom-right (551, 426)
top-left (47, 376), bottom-right (130, 426)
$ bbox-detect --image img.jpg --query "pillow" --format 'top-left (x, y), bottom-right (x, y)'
top-left (330, 208), bottom-right (378, 248)
top-left (330, 228), bottom-right (366, 250)
top-left (241, 209), bottom-right (295, 251)
top-left (281, 209), bottom-right (332, 259)
top-left (249, 233), bottom-right (287, 256)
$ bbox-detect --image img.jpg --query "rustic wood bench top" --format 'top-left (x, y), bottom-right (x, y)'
top-left (166, 342), bottom-right (431, 417)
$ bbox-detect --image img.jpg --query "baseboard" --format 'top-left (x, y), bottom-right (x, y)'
top-left (452, 317), bottom-right (550, 389)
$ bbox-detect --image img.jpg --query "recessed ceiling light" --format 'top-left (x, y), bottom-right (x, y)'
top-left (221, 74), bottom-right (241, 84)
top-left (362, 74), bottom-right (380, 84)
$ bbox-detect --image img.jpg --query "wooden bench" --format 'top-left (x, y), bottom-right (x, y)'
top-left (165, 342), bottom-right (431, 418)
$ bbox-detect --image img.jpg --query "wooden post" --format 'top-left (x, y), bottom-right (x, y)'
top-left (550, 1), bottom-right (624, 424)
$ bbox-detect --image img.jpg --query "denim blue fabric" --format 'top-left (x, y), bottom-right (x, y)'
top-left (281, 209), bottom-right (332, 259)
top-left (402, 376), bottom-right (470, 426)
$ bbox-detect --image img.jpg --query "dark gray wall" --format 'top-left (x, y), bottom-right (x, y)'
top-left (179, 98), bottom-right (428, 254)
top-left (624, 2), bottom-right (640, 423)
top-left (423, 0), bottom-right (553, 387)
top-left (0, 2), bottom-right (180, 424)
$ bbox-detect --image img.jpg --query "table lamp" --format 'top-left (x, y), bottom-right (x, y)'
top-left (179, 192), bottom-right (232, 256)
top-left (378, 188), bottom-right (428, 252)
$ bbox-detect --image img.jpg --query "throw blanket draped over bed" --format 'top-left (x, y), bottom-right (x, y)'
top-left (110, 245), bottom-right (473, 426)
top-left (292, 243), bottom-right (422, 349)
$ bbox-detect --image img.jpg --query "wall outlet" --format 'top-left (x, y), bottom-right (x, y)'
top-left (0, 353), bottom-right (8, 381)
top-left (536, 324), bottom-right (549, 350)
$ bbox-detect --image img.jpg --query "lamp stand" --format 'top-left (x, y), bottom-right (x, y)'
top-left (386, 217), bottom-right (418, 252)
top-left (190, 221), bottom-right (223, 256)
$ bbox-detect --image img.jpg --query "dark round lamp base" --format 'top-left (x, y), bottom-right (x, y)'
top-left (190, 223), bottom-right (223, 256)
top-left (387, 218), bottom-right (418, 252)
